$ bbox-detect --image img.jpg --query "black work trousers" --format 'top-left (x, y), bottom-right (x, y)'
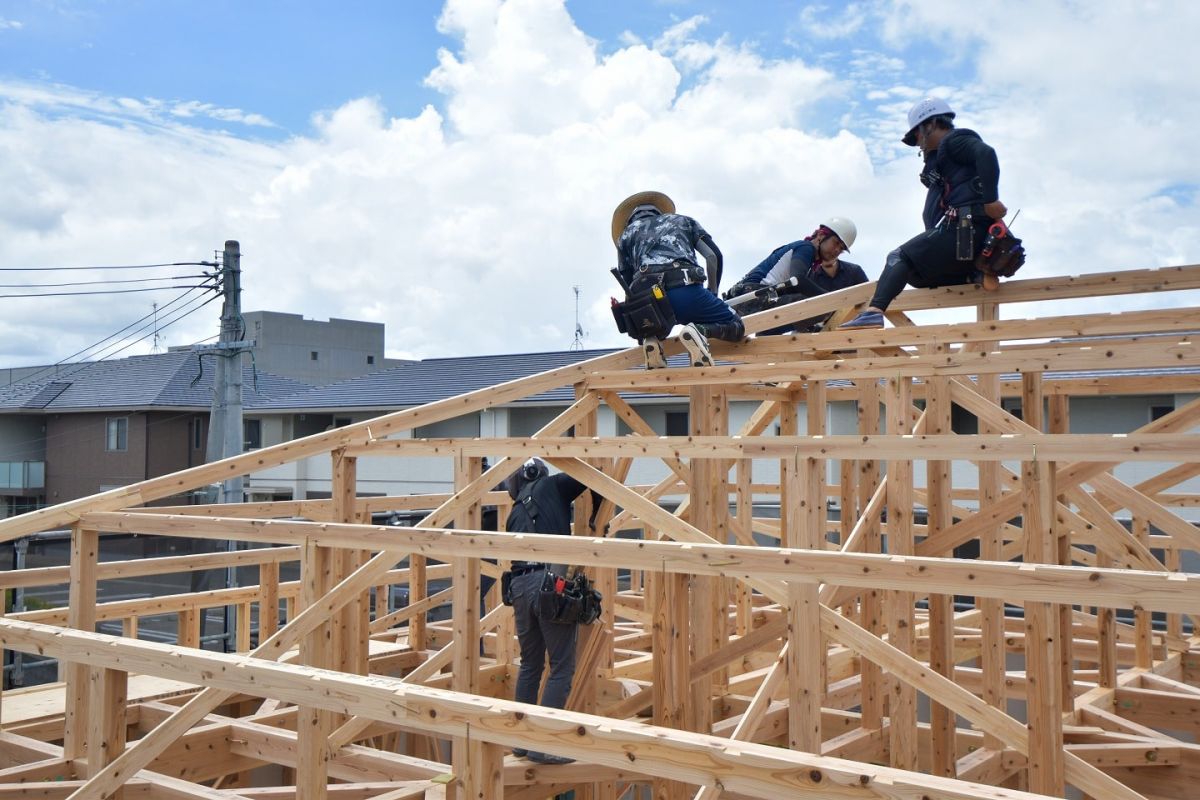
top-left (871, 221), bottom-right (988, 311)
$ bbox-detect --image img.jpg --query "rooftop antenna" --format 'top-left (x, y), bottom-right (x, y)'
top-left (151, 302), bottom-right (162, 353)
top-left (571, 285), bottom-right (586, 351)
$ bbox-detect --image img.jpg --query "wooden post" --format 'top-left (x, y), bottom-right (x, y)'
top-left (735, 457), bottom-right (754, 637)
top-left (64, 524), bottom-right (99, 761)
top-left (787, 380), bottom-right (825, 753)
top-left (1048, 393), bottom-right (1075, 701)
top-left (650, 545), bottom-right (689, 800)
top-left (885, 374), bottom-right (916, 771)
top-left (976, 302), bottom-right (1006, 749)
top-left (332, 449), bottom-right (367, 676)
top-left (259, 560), bottom-right (280, 642)
top-left (857, 373), bottom-right (884, 733)
top-left (449, 453), bottom-right (483, 800)
top-left (926, 374), bottom-right (956, 778)
top-left (1133, 516), bottom-right (1154, 669)
top-left (296, 535), bottom-right (334, 800)
top-left (1021, 373), bottom-right (1065, 796)
top-left (689, 385), bottom-right (726, 733)
top-left (86, 667), bottom-right (128, 781)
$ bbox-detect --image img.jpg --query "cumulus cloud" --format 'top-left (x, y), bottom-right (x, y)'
top-left (0, 0), bottom-right (1198, 367)
top-left (0, 18), bottom-right (23, 30)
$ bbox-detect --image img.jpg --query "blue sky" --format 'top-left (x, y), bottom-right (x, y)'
top-left (0, 1), bottom-right (1197, 364)
top-left (0, 1), bottom-right (960, 141)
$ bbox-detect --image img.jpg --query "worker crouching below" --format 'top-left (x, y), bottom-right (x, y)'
top-left (500, 457), bottom-right (601, 765)
top-left (724, 217), bottom-right (868, 333)
top-left (842, 97), bottom-right (1015, 329)
top-left (610, 190), bottom-right (745, 369)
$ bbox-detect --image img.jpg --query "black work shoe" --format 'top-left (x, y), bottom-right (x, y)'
top-left (512, 748), bottom-right (528, 758)
top-left (527, 752), bottom-right (575, 765)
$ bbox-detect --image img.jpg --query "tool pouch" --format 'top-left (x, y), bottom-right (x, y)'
top-left (956, 214), bottom-right (975, 261)
top-left (976, 234), bottom-right (1027, 278)
top-left (611, 283), bottom-right (676, 340)
top-left (500, 570), bottom-right (514, 607)
top-left (538, 572), bottom-right (603, 625)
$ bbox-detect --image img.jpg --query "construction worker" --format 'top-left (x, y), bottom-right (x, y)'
top-left (612, 191), bottom-right (745, 369)
top-left (503, 457), bottom-right (593, 765)
top-left (723, 217), bottom-right (867, 333)
top-left (841, 97), bottom-right (1008, 329)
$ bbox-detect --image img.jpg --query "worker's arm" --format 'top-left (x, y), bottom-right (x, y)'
top-left (696, 232), bottom-right (724, 293)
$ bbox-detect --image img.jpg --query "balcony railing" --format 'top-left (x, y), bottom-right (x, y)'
top-left (0, 461), bottom-right (45, 491)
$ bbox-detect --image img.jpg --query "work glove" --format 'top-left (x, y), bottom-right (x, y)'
top-left (722, 282), bottom-right (762, 300)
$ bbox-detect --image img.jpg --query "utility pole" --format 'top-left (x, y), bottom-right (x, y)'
top-left (198, 240), bottom-right (255, 651)
top-left (203, 240), bottom-right (252, 503)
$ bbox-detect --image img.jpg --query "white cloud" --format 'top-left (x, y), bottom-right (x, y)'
top-left (0, 18), bottom-right (23, 30)
top-left (797, 3), bottom-right (867, 39)
top-left (0, 0), bottom-right (1198, 366)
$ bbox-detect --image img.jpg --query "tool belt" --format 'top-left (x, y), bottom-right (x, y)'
top-left (633, 262), bottom-right (707, 290)
top-left (612, 282), bottom-right (676, 341)
top-left (537, 570), bottom-right (603, 625)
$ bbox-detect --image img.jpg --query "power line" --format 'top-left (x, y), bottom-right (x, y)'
top-left (0, 274), bottom-right (211, 289)
top-left (0, 261), bottom-right (216, 272)
top-left (0, 283), bottom-right (213, 300)
top-left (4, 286), bottom-right (215, 388)
top-left (21, 293), bottom-right (221, 389)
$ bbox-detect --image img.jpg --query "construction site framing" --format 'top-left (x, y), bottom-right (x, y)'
top-left (3, 264), bottom-right (1200, 800)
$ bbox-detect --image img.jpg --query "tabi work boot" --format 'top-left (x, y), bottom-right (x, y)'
top-left (642, 337), bottom-right (668, 370)
top-left (839, 310), bottom-right (884, 330)
top-left (679, 323), bottom-right (714, 367)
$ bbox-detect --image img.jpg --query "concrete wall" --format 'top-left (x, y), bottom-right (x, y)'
top-left (241, 311), bottom-right (400, 385)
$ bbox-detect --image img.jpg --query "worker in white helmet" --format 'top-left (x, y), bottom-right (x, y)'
top-left (724, 216), bottom-right (868, 333)
top-left (842, 97), bottom-right (1012, 329)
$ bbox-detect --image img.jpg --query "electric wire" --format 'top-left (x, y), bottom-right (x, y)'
top-left (0, 274), bottom-right (210, 289)
top-left (6, 285), bottom-right (213, 388)
top-left (21, 293), bottom-right (221, 389)
top-left (0, 283), bottom-right (213, 300)
top-left (0, 261), bottom-right (216, 272)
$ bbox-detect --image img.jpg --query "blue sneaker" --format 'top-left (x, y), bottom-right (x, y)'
top-left (839, 310), bottom-right (884, 329)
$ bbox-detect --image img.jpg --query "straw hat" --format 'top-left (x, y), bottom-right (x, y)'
top-left (611, 191), bottom-right (674, 244)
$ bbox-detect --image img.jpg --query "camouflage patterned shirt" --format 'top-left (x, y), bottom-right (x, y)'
top-left (616, 212), bottom-right (708, 288)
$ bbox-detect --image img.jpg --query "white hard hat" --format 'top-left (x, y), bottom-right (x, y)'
top-left (903, 96), bottom-right (955, 146)
top-left (821, 216), bottom-right (857, 251)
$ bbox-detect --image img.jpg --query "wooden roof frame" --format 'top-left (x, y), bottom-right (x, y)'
top-left (2, 264), bottom-right (1200, 799)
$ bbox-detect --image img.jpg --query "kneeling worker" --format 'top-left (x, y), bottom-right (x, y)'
top-left (612, 191), bottom-right (745, 369)
top-left (725, 217), bottom-right (867, 333)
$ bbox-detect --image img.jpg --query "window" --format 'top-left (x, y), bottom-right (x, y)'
top-left (1151, 404), bottom-right (1174, 422)
top-left (193, 417), bottom-right (204, 449)
top-left (244, 419), bottom-right (262, 450)
top-left (367, 355), bottom-right (375, 365)
top-left (665, 411), bottom-right (690, 437)
top-left (105, 417), bottom-right (128, 452)
top-left (334, 417), bottom-right (352, 428)
top-left (310, 351), bottom-right (319, 361)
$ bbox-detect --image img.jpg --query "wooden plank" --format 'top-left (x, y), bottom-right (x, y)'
top-left (884, 374), bottom-right (916, 771)
top-left (1, 617), bottom-right (1065, 800)
top-left (82, 512), bottom-right (1200, 615)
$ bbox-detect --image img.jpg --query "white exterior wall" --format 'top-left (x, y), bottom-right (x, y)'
top-left (241, 393), bottom-right (1200, 523)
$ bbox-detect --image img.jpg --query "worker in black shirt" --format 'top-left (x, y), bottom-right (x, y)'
top-left (503, 457), bottom-right (592, 765)
top-left (842, 97), bottom-right (1008, 329)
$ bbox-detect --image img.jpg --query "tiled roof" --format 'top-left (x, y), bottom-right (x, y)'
top-left (0, 352), bottom-right (311, 412)
top-left (254, 348), bottom-right (629, 410)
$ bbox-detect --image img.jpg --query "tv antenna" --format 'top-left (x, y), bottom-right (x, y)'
top-left (571, 285), bottom-right (586, 350)
top-left (151, 302), bottom-right (163, 353)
